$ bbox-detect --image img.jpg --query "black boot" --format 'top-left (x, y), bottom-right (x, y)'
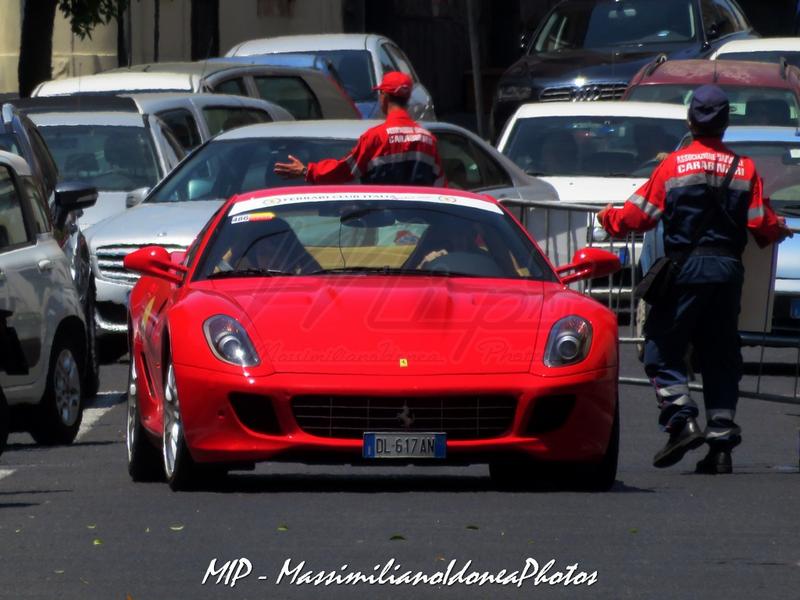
top-left (653, 417), bottom-right (705, 468)
top-left (695, 446), bottom-right (733, 474)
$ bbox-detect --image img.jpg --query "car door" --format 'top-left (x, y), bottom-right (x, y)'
top-left (383, 43), bottom-right (435, 120)
top-left (0, 163), bottom-right (50, 391)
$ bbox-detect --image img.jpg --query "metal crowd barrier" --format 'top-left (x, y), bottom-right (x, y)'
top-left (501, 197), bottom-right (800, 406)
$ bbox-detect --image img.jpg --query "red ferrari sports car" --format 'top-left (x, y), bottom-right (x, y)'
top-left (123, 186), bottom-right (621, 491)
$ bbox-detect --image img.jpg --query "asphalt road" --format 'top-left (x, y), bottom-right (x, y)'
top-left (1, 346), bottom-right (799, 600)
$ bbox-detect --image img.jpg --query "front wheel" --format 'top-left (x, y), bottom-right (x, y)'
top-left (0, 392), bottom-right (8, 458)
top-left (30, 335), bottom-right (84, 445)
top-left (126, 356), bottom-right (162, 481)
top-left (162, 357), bottom-right (197, 491)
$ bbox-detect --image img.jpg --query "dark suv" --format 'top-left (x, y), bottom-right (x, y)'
top-left (491, 0), bottom-right (754, 137)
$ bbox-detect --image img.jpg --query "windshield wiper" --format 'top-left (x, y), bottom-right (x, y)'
top-left (310, 266), bottom-right (479, 277)
top-left (207, 268), bottom-right (295, 279)
top-left (525, 171), bottom-right (549, 177)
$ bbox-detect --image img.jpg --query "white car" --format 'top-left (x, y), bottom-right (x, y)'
top-left (225, 34), bottom-right (436, 120)
top-left (32, 62), bottom-right (360, 121)
top-left (20, 93), bottom-right (291, 227)
top-left (496, 101), bottom-right (688, 205)
top-left (710, 37), bottom-right (800, 68)
top-left (0, 151), bottom-right (95, 450)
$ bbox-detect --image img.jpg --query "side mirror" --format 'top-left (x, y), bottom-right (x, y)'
top-left (519, 30), bottom-right (534, 53)
top-left (123, 245), bottom-right (188, 284)
top-left (54, 182), bottom-right (97, 212)
top-left (556, 247), bottom-right (621, 285)
top-left (170, 250), bottom-right (187, 265)
top-left (126, 187), bottom-right (150, 208)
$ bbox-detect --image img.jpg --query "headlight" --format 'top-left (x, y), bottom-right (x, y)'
top-left (496, 85), bottom-right (532, 102)
top-left (544, 316), bottom-right (592, 367)
top-left (203, 315), bottom-right (260, 367)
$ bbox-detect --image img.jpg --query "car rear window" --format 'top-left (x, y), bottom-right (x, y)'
top-left (253, 76), bottom-right (322, 120)
top-left (627, 85), bottom-right (800, 127)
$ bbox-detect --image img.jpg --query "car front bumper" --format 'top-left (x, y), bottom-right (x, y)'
top-left (158, 362), bottom-right (618, 466)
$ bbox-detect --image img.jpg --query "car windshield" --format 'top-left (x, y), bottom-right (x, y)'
top-left (725, 141), bottom-right (800, 217)
top-left (194, 197), bottom-right (554, 282)
top-left (273, 50), bottom-right (376, 102)
top-left (37, 125), bottom-right (160, 191)
top-left (147, 137), bottom-right (356, 203)
top-left (717, 51), bottom-right (800, 68)
top-left (502, 116), bottom-right (687, 177)
top-left (532, 0), bottom-right (695, 52)
top-left (0, 133), bottom-right (21, 155)
top-left (627, 86), bottom-right (800, 127)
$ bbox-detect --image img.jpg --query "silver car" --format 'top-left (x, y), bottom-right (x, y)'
top-left (85, 119), bottom-right (558, 345)
top-left (0, 151), bottom-right (94, 450)
top-left (225, 33), bottom-right (436, 120)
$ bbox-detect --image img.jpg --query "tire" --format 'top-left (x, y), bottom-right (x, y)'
top-left (0, 392), bottom-right (8, 458)
top-left (82, 282), bottom-right (100, 398)
top-left (30, 334), bottom-right (84, 445)
top-left (126, 356), bottom-right (163, 481)
top-left (568, 402), bottom-right (619, 492)
top-left (162, 355), bottom-right (197, 491)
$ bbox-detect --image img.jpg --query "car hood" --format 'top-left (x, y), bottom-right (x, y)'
top-left (77, 191), bottom-right (129, 229)
top-left (540, 176), bottom-right (643, 205)
top-left (502, 45), bottom-right (698, 84)
top-left (84, 200), bottom-right (223, 250)
top-left (196, 277), bottom-right (545, 375)
top-left (777, 217), bottom-right (800, 280)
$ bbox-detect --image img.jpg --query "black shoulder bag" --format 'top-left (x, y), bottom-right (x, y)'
top-left (635, 155), bottom-right (740, 306)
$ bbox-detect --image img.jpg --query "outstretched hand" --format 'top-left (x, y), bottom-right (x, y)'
top-left (777, 216), bottom-right (794, 241)
top-left (597, 203), bottom-right (614, 228)
top-left (274, 155), bottom-right (306, 179)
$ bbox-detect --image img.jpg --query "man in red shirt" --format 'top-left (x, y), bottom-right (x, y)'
top-left (274, 71), bottom-right (445, 186)
top-left (599, 85), bottom-right (791, 473)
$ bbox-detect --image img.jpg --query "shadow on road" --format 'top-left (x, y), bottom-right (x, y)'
top-left (4, 440), bottom-right (119, 452)
top-left (0, 502), bottom-right (39, 509)
top-left (187, 473), bottom-right (655, 495)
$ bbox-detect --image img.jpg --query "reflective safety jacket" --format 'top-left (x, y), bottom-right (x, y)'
top-left (305, 109), bottom-right (446, 186)
top-left (600, 137), bottom-right (784, 283)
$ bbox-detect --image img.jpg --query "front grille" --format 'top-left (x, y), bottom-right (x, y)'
top-left (540, 82), bottom-right (627, 102)
top-left (292, 395), bottom-right (517, 440)
top-left (95, 243), bottom-right (185, 284)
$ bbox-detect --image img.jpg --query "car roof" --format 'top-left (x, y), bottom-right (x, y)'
top-left (215, 119), bottom-right (464, 141)
top-left (227, 34), bottom-right (379, 56)
top-left (510, 101), bottom-right (686, 119)
top-left (35, 71), bottom-right (198, 95)
top-left (0, 149), bottom-right (33, 176)
top-left (11, 95), bottom-right (139, 114)
top-left (123, 92), bottom-right (290, 115)
top-left (723, 126), bottom-right (800, 143)
top-left (713, 38), bottom-right (800, 57)
top-left (227, 185), bottom-right (502, 214)
top-left (633, 59), bottom-right (796, 88)
top-left (28, 111), bottom-right (145, 127)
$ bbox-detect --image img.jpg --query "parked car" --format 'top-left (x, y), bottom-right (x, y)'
top-left (1, 102), bottom-right (101, 394)
top-left (0, 151), bottom-right (96, 445)
top-left (122, 185), bottom-right (621, 490)
top-left (641, 126), bottom-right (800, 333)
top-left (225, 34), bottom-right (436, 120)
top-left (711, 37), bottom-right (800, 68)
top-left (496, 101), bottom-right (688, 204)
top-left (492, 0), bottom-right (754, 136)
top-left (623, 59), bottom-right (800, 127)
top-left (33, 62), bottom-right (360, 121)
top-left (82, 119), bottom-right (559, 350)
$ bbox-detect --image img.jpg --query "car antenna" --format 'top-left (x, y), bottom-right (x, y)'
top-left (198, 35), bottom-right (215, 92)
top-left (645, 54), bottom-right (667, 77)
top-left (713, 60), bottom-right (719, 83)
top-left (779, 56), bottom-right (789, 80)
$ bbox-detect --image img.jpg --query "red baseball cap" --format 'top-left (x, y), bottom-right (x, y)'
top-left (373, 71), bottom-right (413, 99)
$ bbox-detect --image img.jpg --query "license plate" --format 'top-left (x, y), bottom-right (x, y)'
top-left (791, 299), bottom-right (800, 319)
top-left (362, 432), bottom-right (446, 459)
